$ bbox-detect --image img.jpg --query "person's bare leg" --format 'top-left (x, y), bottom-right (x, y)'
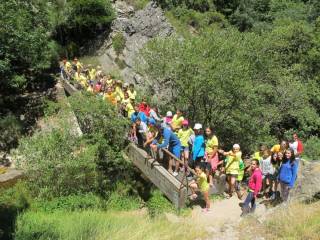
top-left (230, 176), bottom-right (236, 197)
top-left (203, 191), bottom-right (210, 209)
top-left (168, 158), bottom-right (173, 173)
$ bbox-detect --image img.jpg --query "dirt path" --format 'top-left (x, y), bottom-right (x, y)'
top-left (187, 195), bottom-right (267, 240)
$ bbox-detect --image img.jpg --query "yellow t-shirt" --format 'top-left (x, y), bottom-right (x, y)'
top-left (86, 86), bottom-right (93, 93)
top-left (79, 75), bottom-right (88, 87)
top-left (252, 151), bottom-right (262, 160)
top-left (121, 98), bottom-right (130, 106)
top-left (171, 115), bottom-right (184, 129)
top-left (177, 128), bottom-right (194, 147)
top-left (89, 69), bottom-right (96, 80)
top-left (197, 172), bottom-right (209, 192)
top-left (126, 102), bottom-right (135, 118)
top-left (206, 135), bottom-right (219, 154)
top-left (271, 144), bottom-right (281, 153)
top-left (76, 61), bottom-right (83, 72)
top-left (65, 61), bottom-right (72, 72)
top-left (115, 87), bottom-right (124, 101)
top-left (106, 79), bottom-right (114, 87)
top-left (128, 89), bottom-right (137, 100)
top-left (225, 151), bottom-right (242, 175)
top-left (103, 93), bottom-right (117, 105)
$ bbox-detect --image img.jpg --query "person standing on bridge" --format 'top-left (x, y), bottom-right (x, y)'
top-left (151, 124), bottom-right (181, 176)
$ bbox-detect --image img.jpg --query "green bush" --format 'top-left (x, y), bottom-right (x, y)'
top-left (304, 136), bottom-right (320, 161)
top-left (146, 190), bottom-right (173, 217)
top-left (33, 194), bottom-right (105, 212)
top-left (112, 32), bottom-right (126, 56)
top-left (0, 114), bottom-right (22, 151)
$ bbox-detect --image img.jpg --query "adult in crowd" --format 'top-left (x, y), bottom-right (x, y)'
top-left (151, 125), bottom-right (181, 175)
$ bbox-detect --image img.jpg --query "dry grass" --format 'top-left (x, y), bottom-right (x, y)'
top-left (239, 201), bottom-right (320, 240)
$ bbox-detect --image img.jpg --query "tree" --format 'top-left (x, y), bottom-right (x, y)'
top-left (0, 0), bottom-right (58, 92)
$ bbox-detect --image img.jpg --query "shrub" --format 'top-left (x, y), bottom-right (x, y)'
top-left (0, 114), bottom-right (22, 151)
top-left (112, 32), bottom-right (126, 56)
top-left (146, 190), bottom-right (173, 217)
top-left (304, 136), bottom-right (320, 160)
top-left (33, 194), bottom-right (105, 212)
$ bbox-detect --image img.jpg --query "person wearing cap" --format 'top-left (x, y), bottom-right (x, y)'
top-left (131, 104), bottom-right (147, 123)
top-left (138, 97), bottom-right (151, 117)
top-left (128, 83), bottom-right (137, 100)
top-left (162, 111), bottom-right (173, 129)
top-left (177, 120), bottom-right (194, 163)
top-left (143, 118), bottom-right (159, 149)
top-left (171, 109), bottom-right (184, 131)
top-left (191, 123), bottom-right (205, 168)
top-left (151, 125), bottom-right (181, 175)
top-left (219, 144), bottom-right (242, 198)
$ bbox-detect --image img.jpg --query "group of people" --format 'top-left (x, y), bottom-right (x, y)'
top-left (60, 58), bottom-right (138, 118)
top-left (131, 105), bottom-right (303, 214)
top-left (60, 58), bottom-right (303, 215)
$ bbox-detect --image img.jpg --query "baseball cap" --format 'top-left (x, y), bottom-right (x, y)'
top-left (182, 120), bottom-right (189, 126)
top-left (166, 111), bottom-right (173, 117)
top-left (194, 123), bottom-right (202, 130)
top-left (233, 144), bottom-right (240, 149)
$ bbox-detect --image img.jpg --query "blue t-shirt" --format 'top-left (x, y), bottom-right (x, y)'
top-left (192, 135), bottom-right (205, 160)
top-left (156, 128), bottom-right (181, 148)
top-left (131, 111), bottom-right (147, 123)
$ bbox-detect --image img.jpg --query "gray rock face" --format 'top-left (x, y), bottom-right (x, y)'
top-left (291, 160), bottom-right (320, 201)
top-left (97, 1), bottom-right (174, 101)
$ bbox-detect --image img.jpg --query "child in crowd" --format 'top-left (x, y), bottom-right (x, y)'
top-left (191, 123), bottom-right (205, 168)
top-left (128, 83), bottom-right (137, 100)
top-left (205, 127), bottom-right (222, 175)
top-left (189, 165), bottom-right (210, 212)
top-left (171, 109), bottom-right (184, 132)
top-left (162, 111), bottom-right (173, 129)
top-left (270, 152), bottom-right (281, 200)
top-left (235, 159), bottom-right (245, 200)
top-left (177, 120), bottom-right (194, 163)
top-left (260, 149), bottom-right (275, 198)
top-left (219, 144), bottom-right (242, 198)
top-left (278, 148), bottom-right (298, 202)
top-left (240, 159), bottom-right (262, 216)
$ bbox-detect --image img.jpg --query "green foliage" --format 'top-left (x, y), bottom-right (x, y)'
top-left (0, 114), bottom-right (22, 151)
top-left (106, 192), bottom-right (142, 211)
top-left (17, 126), bottom-right (98, 198)
top-left (304, 136), bottom-right (320, 161)
top-left (52, 0), bottom-right (115, 54)
top-left (33, 194), bottom-right (105, 213)
top-left (139, 26), bottom-right (320, 152)
top-left (146, 190), bottom-right (173, 217)
top-left (112, 33), bottom-right (126, 56)
top-left (0, 0), bottom-right (58, 92)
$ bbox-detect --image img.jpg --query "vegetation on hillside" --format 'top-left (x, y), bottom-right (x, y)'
top-left (139, 0), bottom-right (320, 152)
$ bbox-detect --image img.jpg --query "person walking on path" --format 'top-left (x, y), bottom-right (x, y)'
top-left (240, 159), bottom-right (262, 216)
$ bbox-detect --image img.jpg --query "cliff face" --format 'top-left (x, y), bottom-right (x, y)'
top-left (96, 1), bottom-right (174, 101)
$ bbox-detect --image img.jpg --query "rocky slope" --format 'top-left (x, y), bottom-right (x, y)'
top-left (96, 1), bottom-right (174, 101)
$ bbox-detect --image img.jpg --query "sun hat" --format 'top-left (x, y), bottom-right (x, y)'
top-left (233, 144), bottom-right (240, 149)
top-left (182, 120), bottom-right (189, 126)
top-left (194, 123), bottom-right (202, 130)
top-left (166, 111), bottom-right (173, 117)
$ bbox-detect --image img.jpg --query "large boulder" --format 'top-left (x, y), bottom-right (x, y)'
top-left (291, 160), bottom-right (320, 201)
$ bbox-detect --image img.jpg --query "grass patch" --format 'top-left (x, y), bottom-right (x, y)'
top-left (15, 210), bottom-right (206, 240)
top-left (124, 0), bottom-right (149, 10)
top-left (146, 190), bottom-right (174, 217)
top-left (239, 201), bottom-right (320, 240)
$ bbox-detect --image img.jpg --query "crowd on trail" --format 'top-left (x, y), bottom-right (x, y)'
top-left (60, 58), bottom-right (304, 215)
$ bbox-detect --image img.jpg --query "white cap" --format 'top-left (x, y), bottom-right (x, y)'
top-left (233, 144), bottom-right (240, 149)
top-left (194, 123), bottom-right (202, 130)
top-left (166, 111), bottom-right (173, 117)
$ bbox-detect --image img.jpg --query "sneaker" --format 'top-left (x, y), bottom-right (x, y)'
top-left (173, 171), bottom-right (179, 177)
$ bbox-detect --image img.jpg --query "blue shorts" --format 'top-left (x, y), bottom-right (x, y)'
top-left (181, 146), bottom-right (189, 152)
top-left (169, 144), bottom-right (181, 159)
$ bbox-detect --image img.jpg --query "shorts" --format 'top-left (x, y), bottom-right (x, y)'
top-left (181, 146), bottom-right (189, 153)
top-left (227, 173), bottom-right (238, 178)
top-left (169, 144), bottom-right (181, 159)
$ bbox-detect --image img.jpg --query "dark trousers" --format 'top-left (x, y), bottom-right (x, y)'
top-left (243, 191), bottom-right (256, 213)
